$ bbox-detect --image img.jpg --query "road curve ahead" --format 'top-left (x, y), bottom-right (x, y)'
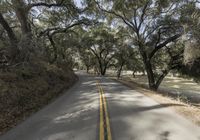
top-left (1, 72), bottom-right (200, 140)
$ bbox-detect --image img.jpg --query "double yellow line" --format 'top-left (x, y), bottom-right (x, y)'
top-left (96, 80), bottom-right (112, 140)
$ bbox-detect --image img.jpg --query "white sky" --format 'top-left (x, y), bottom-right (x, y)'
top-left (74, 0), bottom-right (84, 8)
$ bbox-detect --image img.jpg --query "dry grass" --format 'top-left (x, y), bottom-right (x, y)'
top-left (124, 75), bottom-right (200, 93)
top-left (113, 78), bottom-right (200, 126)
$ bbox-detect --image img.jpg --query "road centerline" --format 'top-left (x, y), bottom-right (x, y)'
top-left (96, 80), bottom-right (112, 140)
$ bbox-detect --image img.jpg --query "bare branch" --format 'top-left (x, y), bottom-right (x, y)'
top-left (138, 0), bottom-right (150, 30)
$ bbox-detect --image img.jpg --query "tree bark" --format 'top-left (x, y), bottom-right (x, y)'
top-left (155, 70), bottom-right (169, 90)
top-left (132, 71), bottom-right (136, 78)
top-left (0, 13), bottom-right (18, 47)
top-left (144, 60), bottom-right (157, 90)
top-left (48, 35), bottom-right (57, 63)
top-left (117, 61), bottom-right (125, 79)
top-left (0, 13), bottom-right (19, 59)
top-left (12, 0), bottom-right (31, 35)
top-left (138, 44), bottom-right (157, 90)
top-left (101, 65), bottom-right (107, 76)
top-left (11, 0), bottom-right (33, 61)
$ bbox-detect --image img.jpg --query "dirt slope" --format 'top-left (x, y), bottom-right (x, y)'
top-left (0, 60), bottom-right (78, 134)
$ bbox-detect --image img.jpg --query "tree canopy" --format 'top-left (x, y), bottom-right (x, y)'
top-left (0, 0), bottom-right (199, 90)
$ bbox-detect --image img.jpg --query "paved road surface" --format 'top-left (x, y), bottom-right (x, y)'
top-left (1, 72), bottom-right (200, 140)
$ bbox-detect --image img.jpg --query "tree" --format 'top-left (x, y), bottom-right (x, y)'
top-left (96, 0), bottom-right (184, 90)
top-left (81, 25), bottom-right (117, 75)
top-left (38, 11), bottom-right (92, 63)
top-left (114, 28), bottom-right (135, 79)
top-left (78, 48), bottom-right (96, 73)
top-left (0, 0), bottom-right (86, 64)
top-left (179, 1), bottom-right (200, 81)
top-left (125, 50), bottom-right (145, 78)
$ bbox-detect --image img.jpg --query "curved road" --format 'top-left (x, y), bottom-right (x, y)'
top-left (1, 72), bottom-right (200, 140)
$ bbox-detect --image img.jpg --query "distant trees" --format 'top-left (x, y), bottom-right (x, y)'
top-left (79, 26), bottom-right (117, 75)
top-left (114, 28), bottom-right (135, 79)
top-left (115, 45), bottom-right (133, 79)
top-left (126, 52), bottom-right (145, 78)
top-left (78, 48), bottom-right (96, 73)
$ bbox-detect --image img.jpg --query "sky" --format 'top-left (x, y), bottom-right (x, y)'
top-left (74, 0), bottom-right (84, 8)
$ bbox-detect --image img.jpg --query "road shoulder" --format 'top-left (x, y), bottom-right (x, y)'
top-left (111, 77), bottom-right (200, 126)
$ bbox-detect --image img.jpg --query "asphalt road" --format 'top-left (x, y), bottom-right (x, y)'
top-left (1, 72), bottom-right (200, 140)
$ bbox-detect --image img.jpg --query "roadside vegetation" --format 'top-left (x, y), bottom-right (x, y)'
top-left (78, 1), bottom-right (200, 91)
top-left (0, 0), bottom-right (84, 134)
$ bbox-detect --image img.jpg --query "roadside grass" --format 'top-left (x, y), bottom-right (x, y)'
top-left (125, 75), bottom-right (200, 94)
top-left (108, 72), bottom-right (200, 106)
top-left (112, 77), bottom-right (200, 126)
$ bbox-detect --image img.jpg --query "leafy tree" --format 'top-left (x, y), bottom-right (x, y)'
top-left (81, 25), bottom-right (117, 75)
top-left (0, 0), bottom-right (92, 66)
top-left (125, 50), bottom-right (145, 78)
top-left (180, 1), bottom-right (200, 80)
top-left (114, 28), bottom-right (135, 78)
top-left (78, 48), bottom-right (96, 73)
top-left (96, 0), bottom-right (185, 90)
top-left (38, 9), bottom-right (92, 63)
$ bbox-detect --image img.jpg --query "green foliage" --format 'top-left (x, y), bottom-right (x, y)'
top-left (0, 0), bottom-right (199, 84)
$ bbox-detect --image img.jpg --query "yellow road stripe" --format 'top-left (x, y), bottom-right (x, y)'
top-left (96, 80), bottom-right (112, 140)
top-left (100, 85), bottom-right (112, 140)
top-left (97, 81), bottom-right (104, 140)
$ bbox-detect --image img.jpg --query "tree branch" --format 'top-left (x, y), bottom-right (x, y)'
top-left (39, 19), bottom-right (92, 37)
top-left (95, 1), bottom-right (137, 32)
top-left (149, 34), bottom-right (182, 59)
top-left (51, 19), bottom-right (91, 36)
top-left (138, 1), bottom-right (150, 30)
top-left (26, 0), bottom-right (74, 10)
top-left (0, 13), bottom-right (18, 47)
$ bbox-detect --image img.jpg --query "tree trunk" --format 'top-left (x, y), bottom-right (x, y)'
top-left (144, 60), bottom-right (157, 90)
top-left (94, 66), bottom-right (100, 75)
top-left (132, 71), bottom-right (136, 78)
top-left (138, 44), bottom-right (157, 90)
top-left (0, 13), bottom-right (19, 60)
top-left (86, 66), bottom-right (90, 73)
top-left (0, 13), bottom-right (18, 47)
top-left (101, 65), bottom-right (107, 76)
top-left (48, 35), bottom-right (57, 63)
top-left (117, 61), bottom-right (124, 79)
top-left (97, 59), bottom-right (103, 75)
top-left (97, 58), bottom-right (107, 76)
top-left (155, 70), bottom-right (169, 90)
top-left (12, 0), bottom-right (33, 61)
top-left (13, 0), bottom-right (31, 35)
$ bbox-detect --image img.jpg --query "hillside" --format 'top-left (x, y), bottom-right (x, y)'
top-left (0, 60), bottom-right (77, 134)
